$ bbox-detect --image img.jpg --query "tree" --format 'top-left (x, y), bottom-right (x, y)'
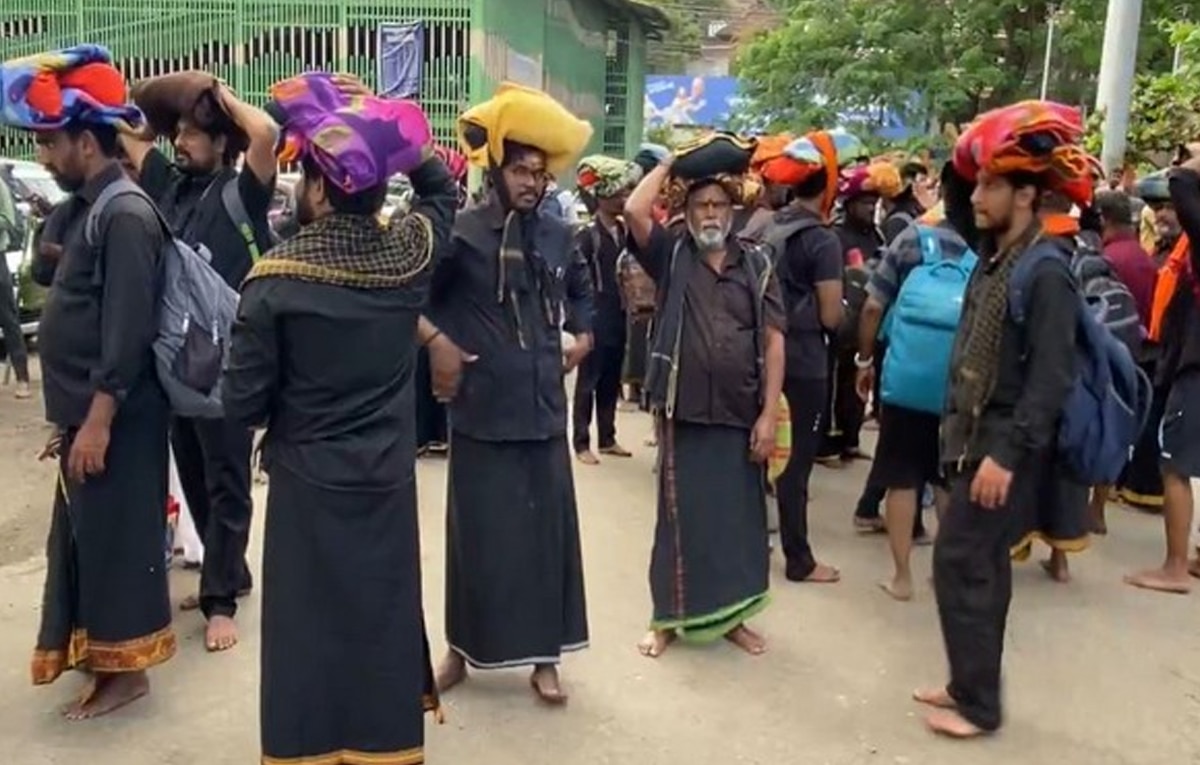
top-left (641, 0), bottom-right (731, 73)
top-left (733, 0), bottom-right (1179, 135)
top-left (1085, 20), bottom-right (1200, 169)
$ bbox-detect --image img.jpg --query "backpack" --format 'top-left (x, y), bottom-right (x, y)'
top-left (86, 178), bottom-right (239, 419)
top-left (219, 178), bottom-right (277, 255)
top-left (746, 214), bottom-right (824, 335)
top-left (1008, 241), bottom-right (1154, 485)
top-left (616, 248), bottom-right (657, 316)
top-left (1069, 236), bottom-right (1143, 355)
top-left (880, 226), bottom-right (978, 415)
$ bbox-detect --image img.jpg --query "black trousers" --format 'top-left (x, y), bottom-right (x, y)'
top-left (776, 375), bottom-right (826, 579)
top-left (172, 415), bottom-right (254, 619)
top-left (933, 469), bottom-right (1018, 732)
top-left (0, 256), bottom-right (29, 382)
top-left (819, 346), bottom-right (865, 458)
top-left (572, 343), bottom-right (624, 452)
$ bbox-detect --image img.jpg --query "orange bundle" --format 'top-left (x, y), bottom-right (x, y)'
top-left (953, 100), bottom-right (1101, 206)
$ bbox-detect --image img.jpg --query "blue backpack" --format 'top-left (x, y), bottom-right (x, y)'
top-left (1008, 241), bottom-right (1154, 485)
top-left (880, 226), bottom-right (978, 415)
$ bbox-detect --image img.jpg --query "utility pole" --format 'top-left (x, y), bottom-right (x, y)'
top-left (1040, 7), bottom-right (1057, 100)
top-left (1095, 0), bottom-right (1143, 173)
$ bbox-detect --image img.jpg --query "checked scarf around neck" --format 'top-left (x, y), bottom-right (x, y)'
top-left (950, 221), bottom-right (1045, 432)
top-left (244, 212), bottom-right (433, 302)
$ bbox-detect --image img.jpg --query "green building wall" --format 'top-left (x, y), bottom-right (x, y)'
top-left (0, 0), bottom-right (658, 165)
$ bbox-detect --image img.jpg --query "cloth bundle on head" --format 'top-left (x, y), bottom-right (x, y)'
top-left (771, 130), bottom-right (864, 218)
top-left (131, 70), bottom-right (247, 153)
top-left (268, 71), bottom-right (431, 194)
top-left (576, 155), bottom-right (642, 199)
top-left (0, 44), bottom-right (142, 131)
top-left (457, 82), bottom-right (592, 176)
top-left (433, 144), bottom-right (469, 184)
top-left (633, 142), bottom-right (670, 175)
top-left (662, 131), bottom-right (759, 212)
top-left (750, 134), bottom-right (794, 174)
top-left (839, 161), bottom-right (903, 200)
top-left (952, 99), bottom-right (1101, 207)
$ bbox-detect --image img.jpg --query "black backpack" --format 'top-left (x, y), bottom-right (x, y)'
top-left (1070, 236), bottom-right (1143, 356)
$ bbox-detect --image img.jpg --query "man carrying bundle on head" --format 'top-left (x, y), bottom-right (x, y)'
top-left (119, 68), bottom-right (279, 654)
top-left (2, 45), bottom-right (175, 720)
top-left (430, 83), bottom-right (595, 704)
top-left (917, 101), bottom-right (1125, 737)
top-left (571, 154), bottom-right (643, 465)
top-left (221, 72), bottom-right (459, 764)
top-left (624, 132), bottom-right (786, 658)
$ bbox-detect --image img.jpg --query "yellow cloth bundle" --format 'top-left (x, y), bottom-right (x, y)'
top-left (767, 394), bottom-right (792, 486)
top-left (457, 82), bottom-right (593, 176)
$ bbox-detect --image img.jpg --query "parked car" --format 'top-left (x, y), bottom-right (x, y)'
top-left (2, 159), bottom-right (65, 340)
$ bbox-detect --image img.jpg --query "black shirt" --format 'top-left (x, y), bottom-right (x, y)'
top-left (430, 200), bottom-right (594, 442)
top-left (1159, 168), bottom-right (1200, 385)
top-left (139, 148), bottom-right (274, 288)
top-left (37, 162), bottom-right (166, 428)
top-left (774, 209), bottom-right (843, 380)
top-left (634, 223), bottom-right (786, 429)
top-left (576, 219), bottom-right (627, 349)
top-left (940, 245), bottom-right (1078, 470)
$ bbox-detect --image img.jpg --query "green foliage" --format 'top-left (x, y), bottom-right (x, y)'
top-left (734, 0), bottom-right (1181, 136)
top-left (1085, 20), bottom-right (1200, 169)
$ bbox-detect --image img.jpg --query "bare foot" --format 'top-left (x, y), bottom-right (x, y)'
top-left (529, 665), bottom-right (568, 705)
top-left (1089, 509), bottom-right (1108, 536)
top-left (644, 433), bottom-right (658, 448)
top-left (637, 629), bottom-right (675, 658)
top-left (599, 444), bottom-right (633, 458)
top-left (724, 624), bottom-right (767, 655)
top-left (879, 576), bottom-right (913, 601)
top-left (1189, 558), bottom-right (1200, 580)
top-left (1041, 552), bottom-right (1070, 583)
top-left (64, 672), bottom-right (149, 720)
top-left (179, 593), bottom-right (201, 612)
top-left (435, 652), bottom-right (468, 693)
top-left (925, 707), bottom-right (986, 738)
top-left (575, 450), bottom-right (600, 466)
top-left (1124, 568), bottom-right (1192, 594)
top-left (790, 563), bottom-right (840, 584)
top-left (912, 686), bottom-right (956, 709)
top-left (913, 532), bottom-right (934, 547)
top-left (205, 615), bottom-right (238, 652)
top-left (60, 673), bottom-right (98, 717)
top-left (14, 382), bottom-right (32, 400)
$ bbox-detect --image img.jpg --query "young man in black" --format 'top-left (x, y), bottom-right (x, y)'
top-left (918, 125), bottom-right (1089, 738)
top-left (122, 75), bottom-right (278, 652)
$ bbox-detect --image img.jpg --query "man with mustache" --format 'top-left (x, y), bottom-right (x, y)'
top-left (120, 74), bottom-right (278, 653)
top-left (4, 46), bottom-right (175, 720)
top-left (624, 144), bottom-right (785, 659)
top-left (431, 86), bottom-right (594, 703)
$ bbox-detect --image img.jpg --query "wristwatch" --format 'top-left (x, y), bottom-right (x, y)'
top-left (853, 353), bottom-right (874, 370)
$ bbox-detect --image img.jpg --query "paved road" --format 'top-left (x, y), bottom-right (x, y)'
top-left (0, 408), bottom-right (1198, 765)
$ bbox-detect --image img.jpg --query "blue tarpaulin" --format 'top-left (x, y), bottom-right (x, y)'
top-left (378, 22), bottom-right (424, 99)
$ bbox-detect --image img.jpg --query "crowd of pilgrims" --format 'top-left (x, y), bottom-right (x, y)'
top-left (4, 43), bottom-right (1200, 763)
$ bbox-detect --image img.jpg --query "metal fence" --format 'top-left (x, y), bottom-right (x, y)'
top-left (0, 0), bottom-right (652, 165)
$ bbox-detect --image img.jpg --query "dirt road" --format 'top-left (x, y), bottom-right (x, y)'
top-left (0, 381), bottom-right (1198, 765)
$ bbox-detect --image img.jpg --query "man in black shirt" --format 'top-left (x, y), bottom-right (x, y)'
top-left (16, 56), bottom-right (175, 719)
top-left (756, 137), bottom-right (845, 585)
top-left (1126, 147), bottom-right (1200, 594)
top-left (625, 149), bottom-right (785, 659)
top-left (919, 117), bottom-right (1088, 738)
top-left (572, 155), bottom-right (640, 464)
top-left (122, 75), bottom-right (278, 652)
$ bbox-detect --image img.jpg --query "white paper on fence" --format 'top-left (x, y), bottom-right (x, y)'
top-left (168, 446), bottom-right (205, 564)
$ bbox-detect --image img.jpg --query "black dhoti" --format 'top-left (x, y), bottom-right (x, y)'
top-left (445, 432), bottom-right (589, 668)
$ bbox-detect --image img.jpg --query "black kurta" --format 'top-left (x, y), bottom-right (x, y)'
top-left (32, 161), bottom-right (175, 684)
top-left (225, 159), bottom-right (456, 765)
top-left (430, 199), bottom-right (593, 669)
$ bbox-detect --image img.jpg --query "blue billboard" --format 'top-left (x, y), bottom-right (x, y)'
top-left (644, 76), bottom-right (742, 130)
top-left (644, 75), bottom-right (918, 141)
